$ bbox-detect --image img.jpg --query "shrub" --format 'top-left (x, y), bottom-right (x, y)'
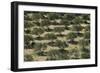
top-left (36, 51), bottom-right (44, 56)
top-left (81, 48), bottom-right (90, 59)
top-left (32, 28), bottom-right (44, 36)
top-left (83, 32), bottom-right (90, 39)
top-left (84, 25), bottom-right (90, 31)
top-left (24, 35), bottom-right (33, 49)
top-left (47, 49), bottom-right (69, 60)
top-left (24, 54), bottom-right (33, 61)
top-left (71, 25), bottom-right (83, 31)
top-left (45, 33), bottom-right (57, 40)
top-left (24, 29), bottom-right (32, 34)
top-left (55, 40), bottom-right (68, 49)
top-left (24, 21), bottom-right (34, 28)
top-left (68, 47), bottom-right (80, 59)
top-left (32, 43), bottom-right (43, 51)
top-left (67, 32), bottom-right (77, 40)
top-left (79, 39), bottom-right (90, 48)
top-left (66, 32), bottom-right (77, 44)
top-left (53, 27), bottom-right (65, 34)
top-left (24, 35), bottom-right (33, 41)
top-left (40, 19), bottom-right (50, 26)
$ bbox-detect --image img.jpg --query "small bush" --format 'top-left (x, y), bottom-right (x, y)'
top-left (24, 54), bottom-right (33, 61)
top-left (47, 49), bottom-right (69, 60)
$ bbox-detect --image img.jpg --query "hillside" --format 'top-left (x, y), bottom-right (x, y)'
top-left (24, 11), bottom-right (90, 61)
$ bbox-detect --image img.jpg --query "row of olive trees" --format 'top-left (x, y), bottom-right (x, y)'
top-left (24, 12), bottom-right (90, 26)
top-left (24, 11), bottom-right (90, 21)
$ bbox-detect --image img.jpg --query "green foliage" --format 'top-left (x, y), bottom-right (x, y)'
top-left (32, 21), bottom-right (40, 26)
top-left (35, 36), bottom-right (44, 40)
top-left (55, 40), bottom-right (68, 49)
top-left (81, 48), bottom-right (90, 59)
top-left (47, 47), bottom-right (81, 60)
top-left (66, 32), bottom-right (77, 40)
top-left (54, 27), bottom-right (65, 33)
top-left (32, 43), bottom-right (47, 51)
top-left (47, 13), bottom-right (60, 20)
top-left (32, 43), bottom-right (43, 51)
top-left (82, 14), bottom-right (90, 20)
top-left (83, 32), bottom-right (90, 39)
top-left (24, 21), bottom-right (34, 28)
top-left (47, 49), bottom-right (69, 60)
top-left (24, 54), bottom-right (33, 61)
top-left (79, 39), bottom-right (90, 48)
top-left (68, 47), bottom-right (80, 59)
top-left (71, 25), bottom-right (83, 31)
top-left (45, 33), bottom-right (57, 40)
top-left (42, 43), bottom-right (47, 49)
top-left (79, 39), bottom-right (90, 59)
top-left (45, 27), bottom-right (52, 32)
top-left (32, 28), bottom-right (44, 35)
top-left (51, 21), bottom-right (59, 25)
top-left (48, 40), bottom-right (68, 49)
top-left (84, 25), bottom-right (90, 31)
top-left (31, 13), bottom-right (42, 20)
top-left (35, 51), bottom-right (45, 56)
top-left (24, 13), bottom-right (33, 21)
top-left (60, 20), bottom-right (70, 25)
top-left (72, 16), bottom-right (83, 24)
top-left (24, 35), bottom-right (33, 41)
top-left (24, 29), bottom-right (32, 34)
top-left (40, 19), bottom-right (50, 26)
top-left (24, 35), bottom-right (34, 49)
top-left (62, 14), bottom-right (76, 20)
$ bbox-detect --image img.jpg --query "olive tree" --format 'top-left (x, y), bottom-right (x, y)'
top-left (83, 32), bottom-right (90, 39)
top-left (54, 27), bottom-right (65, 35)
top-left (66, 32), bottom-right (77, 44)
top-left (78, 39), bottom-right (90, 59)
top-left (45, 33), bottom-right (57, 41)
top-left (47, 13), bottom-right (59, 20)
top-left (47, 49), bottom-right (69, 60)
top-left (62, 14), bottom-right (76, 20)
top-left (71, 25), bottom-right (83, 36)
top-left (24, 21), bottom-right (35, 28)
top-left (32, 28), bottom-right (44, 37)
top-left (55, 40), bottom-right (68, 49)
top-left (32, 43), bottom-right (47, 56)
top-left (24, 35), bottom-right (33, 49)
top-left (24, 29), bottom-right (32, 34)
top-left (40, 19), bottom-right (50, 27)
top-left (82, 14), bottom-right (90, 24)
top-left (24, 12), bottom-right (33, 21)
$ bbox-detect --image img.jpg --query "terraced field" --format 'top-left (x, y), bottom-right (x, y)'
top-left (24, 11), bottom-right (90, 61)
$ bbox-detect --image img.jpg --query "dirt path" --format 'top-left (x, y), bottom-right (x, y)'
top-left (34, 56), bottom-right (47, 61)
top-left (24, 49), bottom-right (35, 55)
